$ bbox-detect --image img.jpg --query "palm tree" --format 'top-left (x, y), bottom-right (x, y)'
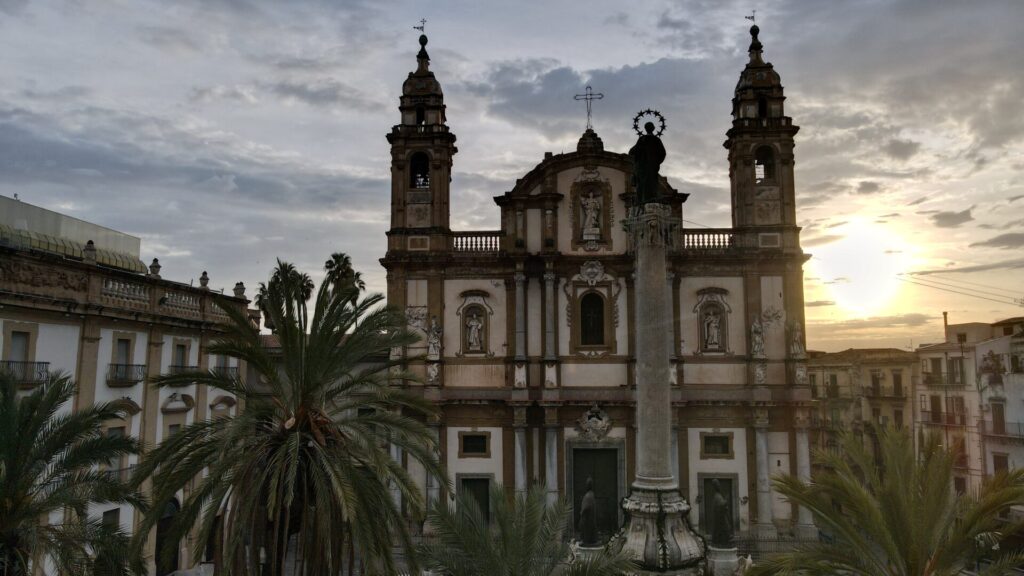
top-left (419, 484), bottom-right (637, 576)
top-left (255, 259), bottom-right (314, 331)
top-left (0, 371), bottom-right (145, 576)
top-left (324, 251), bottom-right (366, 305)
top-left (132, 259), bottom-right (443, 576)
top-left (749, 426), bottom-right (1024, 576)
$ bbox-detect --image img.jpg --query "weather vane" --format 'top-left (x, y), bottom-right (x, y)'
top-left (413, 18), bottom-right (426, 32)
top-left (745, 10), bottom-right (756, 22)
top-left (632, 109), bottom-right (666, 137)
top-left (574, 85), bottom-right (604, 131)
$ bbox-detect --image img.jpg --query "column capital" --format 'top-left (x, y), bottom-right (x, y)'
top-left (752, 406), bottom-right (770, 429)
top-left (543, 271), bottom-right (557, 282)
top-left (513, 406), bottom-right (528, 428)
top-left (514, 271), bottom-right (527, 283)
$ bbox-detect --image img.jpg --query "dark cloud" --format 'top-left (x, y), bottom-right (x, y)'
top-left (258, 79), bottom-right (382, 111)
top-left (1010, 194), bottom-right (1024, 203)
top-left (882, 138), bottom-right (921, 160)
top-left (805, 300), bottom-right (835, 307)
top-left (930, 208), bottom-right (973, 228)
top-left (811, 313), bottom-right (934, 332)
top-left (970, 233), bottom-right (1024, 249)
top-left (907, 196), bottom-right (927, 206)
top-left (856, 181), bottom-right (880, 194)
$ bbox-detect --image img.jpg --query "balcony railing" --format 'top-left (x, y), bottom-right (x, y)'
top-left (212, 366), bottom-right (239, 379)
top-left (920, 410), bottom-right (967, 427)
top-left (865, 386), bottom-right (906, 398)
top-left (980, 420), bottom-right (1024, 440)
top-left (452, 231), bottom-right (502, 253)
top-left (1, 360), bottom-right (50, 386)
top-left (106, 364), bottom-right (146, 387)
top-left (167, 364), bottom-right (199, 375)
top-left (680, 229), bottom-right (735, 251)
top-left (810, 418), bottom-right (846, 431)
top-left (922, 373), bottom-right (966, 388)
top-left (103, 465), bottom-right (136, 482)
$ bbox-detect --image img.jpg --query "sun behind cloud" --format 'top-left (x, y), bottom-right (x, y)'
top-left (807, 219), bottom-right (916, 317)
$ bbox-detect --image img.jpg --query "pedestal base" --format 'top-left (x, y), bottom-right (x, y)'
top-left (795, 523), bottom-right (818, 540)
top-left (620, 487), bottom-right (705, 572)
top-left (707, 546), bottom-right (739, 575)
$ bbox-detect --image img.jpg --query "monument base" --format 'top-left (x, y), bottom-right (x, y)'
top-left (620, 486), bottom-right (705, 572)
top-left (795, 523), bottom-right (818, 540)
top-left (707, 546), bottom-right (740, 575)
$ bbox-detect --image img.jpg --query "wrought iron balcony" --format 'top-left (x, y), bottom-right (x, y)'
top-left (0, 360), bottom-right (50, 387)
top-left (922, 373), bottom-right (966, 388)
top-left (920, 410), bottom-right (967, 427)
top-left (211, 366), bottom-right (239, 379)
top-left (166, 364), bottom-right (199, 375)
top-left (980, 420), bottom-right (1024, 441)
top-left (864, 386), bottom-right (906, 399)
top-left (106, 364), bottom-right (146, 387)
top-left (103, 465), bottom-right (136, 482)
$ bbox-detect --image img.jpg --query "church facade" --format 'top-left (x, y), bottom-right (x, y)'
top-left (382, 27), bottom-right (815, 542)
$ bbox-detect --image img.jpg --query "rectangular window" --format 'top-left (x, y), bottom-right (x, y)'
top-left (116, 338), bottom-right (131, 364)
top-left (894, 410), bottom-right (903, 429)
top-left (930, 395), bottom-right (943, 423)
top-left (954, 477), bottom-right (967, 495)
top-left (102, 508), bottom-right (120, 528)
top-left (930, 357), bottom-right (942, 375)
top-left (892, 371), bottom-right (903, 396)
top-left (106, 426), bottom-right (125, 471)
top-left (957, 333), bottom-right (967, 344)
top-left (168, 424), bottom-right (181, 437)
top-left (948, 358), bottom-right (964, 384)
top-left (174, 344), bottom-right (187, 366)
top-left (460, 477), bottom-right (491, 523)
top-left (459, 432), bottom-right (490, 457)
top-left (994, 454), bottom-right (1010, 474)
top-left (9, 331), bottom-right (30, 362)
top-left (702, 434), bottom-right (732, 458)
top-left (992, 402), bottom-right (1006, 435)
top-left (872, 408), bottom-right (881, 423)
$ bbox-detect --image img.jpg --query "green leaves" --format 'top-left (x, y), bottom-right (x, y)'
top-left (0, 371), bottom-right (144, 576)
top-left (748, 426), bottom-right (1024, 576)
top-left (135, 256), bottom-right (442, 576)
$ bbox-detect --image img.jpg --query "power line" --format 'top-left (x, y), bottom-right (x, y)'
top-left (904, 272), bottom-right (1020, 296)
top-left (896, 274), bottom-right (1020, 301)
top-left (897, 277), bottom-right (1022, 307)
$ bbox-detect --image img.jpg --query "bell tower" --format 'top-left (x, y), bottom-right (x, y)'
top-left (385, 33), bottom-right (457, 254)
top-left (724, 25), bottom-right (800, 240)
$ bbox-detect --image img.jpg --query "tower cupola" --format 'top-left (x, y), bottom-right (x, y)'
top-left (731, 25), bottom-right (786, 120)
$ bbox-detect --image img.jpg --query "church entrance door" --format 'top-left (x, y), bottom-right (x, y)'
top-left (699, 476), bottom-right (736, 541)
top-left (571, 448), bottom-right (618, 543)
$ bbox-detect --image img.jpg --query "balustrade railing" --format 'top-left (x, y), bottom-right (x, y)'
top-left (680, 229), bottom-right (736, 251)
top-left (920, 410), bottom-right (967, 426)
top-left (106, 364), bottom-right (146, 386)
top-left (102, 278), bottom-right (149, 302)
top-left (452, 231), bottom-right (502, 253)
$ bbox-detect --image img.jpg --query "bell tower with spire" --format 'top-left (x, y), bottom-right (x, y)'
top-left (385, 33), bottom-right (457, 254)
top-left (725, 25), bottom-right (800, 247)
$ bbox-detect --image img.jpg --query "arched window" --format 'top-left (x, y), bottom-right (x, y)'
top-left (700, 303), bottom-right (727, 352)
top-left (754, 146), bottom-right (776, 184)
top-left (757, 96), bottom-right (769, 118)
top-left (409, 152), bottom-right (430, 189)
top-left (580, 292), bottom-right (605, 346)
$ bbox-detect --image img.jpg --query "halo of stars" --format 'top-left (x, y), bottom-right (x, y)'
top-left (632, 109), bottom-right (667, 137)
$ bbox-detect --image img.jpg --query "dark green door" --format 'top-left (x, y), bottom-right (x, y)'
top-left (700, 477), bottom-right (735, 540)
top-left (460, 477), bottom-right (490, 523)
top-left (572, 449), bottom-right (618, 543)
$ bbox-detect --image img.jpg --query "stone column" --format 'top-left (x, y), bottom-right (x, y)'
top-left (794, 411), bottom-right (816, 539)
top-left (514, 271), bottom-right (527, 361)
top-left (621, 204), bottom-right (704, 572)
top-left (544, 406), bottom-right (559, 506)
top-left (514, 407), bottom-right (528, 495)
top-left (390, 442), bottom-right (403, 508)
top-left (753, 408), bottom-right (777, 538)
top-left (544, 271), bottom-right (557, 360)
top-left (426, 420), bottom-right (441, 506)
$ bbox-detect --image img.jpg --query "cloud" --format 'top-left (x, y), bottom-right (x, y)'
top-left (805, 300), bottom-right (835, 307)
top-left (811, 313), bottom-right (934, 332)
top-left (856, 180), bottom-right (880, 194)
top-left (137, 26), bottom-right (201, 54)
top-left (970, 233), bottom-right (1024, 249)
top-left (258, 79), bottom-right (383, 111)
top-left (930, 208), bottom-right (973, 228)
top-left (912, 257), bottom-right (1024, 275)
top-left (907, 196), bottom-right (927, 206)
top-left (190, 85), bottom-right (259, 104)
top-left (881, 138), bottom-right (921, 160)
top-left (803, 234), bottom-right (844, 247)
top-left (1010, 194), bottom-right (1024, 203)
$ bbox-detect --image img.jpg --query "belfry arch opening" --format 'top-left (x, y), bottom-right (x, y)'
top-left (754, 146), bottom-right (776, 184)
top-left (410, 152), bottom-right (430, 189)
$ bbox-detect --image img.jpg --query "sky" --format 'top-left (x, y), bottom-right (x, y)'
top-left (1, 0), bottom-right (1022, 352)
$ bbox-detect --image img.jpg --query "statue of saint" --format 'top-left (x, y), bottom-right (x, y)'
top-left (466, 313), bottom-right (483, 351)
top-left (750, 317), bottom-right (765, 358)
top-left (628, 121), bottom-right (667, 206)
top-left (426, 316), bottom-right (442, 360)
top-left (789, 321), bottom-right (806, 358)
top-left (581, 193), bottom-right (602, 235)
top-left (704, 309), bottom-right (722, 350)
top-left (577, 476), bottom-right (598, 546)
top-left (709, 479), bottom-right (733, 547)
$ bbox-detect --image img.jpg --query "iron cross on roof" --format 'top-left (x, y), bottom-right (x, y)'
top-left (574, 85), bottom-right (604, 131)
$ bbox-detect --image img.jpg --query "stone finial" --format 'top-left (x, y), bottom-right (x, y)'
top-left (149, 258), bottom-right (162, 279)
top-left (83, 240), bottom-right (97, 265)
top-left (199, 271), bottom-right (210, 289)
top-left (233, 282), bottom-right (246, 298)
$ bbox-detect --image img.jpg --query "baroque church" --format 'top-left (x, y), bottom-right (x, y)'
top-left (382, 26), bottom-right (815, 543)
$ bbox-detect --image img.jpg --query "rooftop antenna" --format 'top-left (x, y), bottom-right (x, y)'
top-left (413, 18), bottom-right (426, 32)
top-left (745, 10), bottom-right (756, 22)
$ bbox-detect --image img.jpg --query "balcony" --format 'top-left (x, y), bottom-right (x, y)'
top-left (922, 373), bottom-right (966, 388)
top-left (212, 366), bottom-right (239, 379)
top-left (680, 229), bottom-right (736, 252)
top-left (920, 410), bottom-right (967, 427)
top-left (106, 364), bottom-right (146, 387)
top-left (980, 420), bottom-right (1024, 442)
top-left (865, 386), bottom-right (906, 399)
top-left (0, 360), bottom-right (50, 387)
top-left (452, 231), bottom-right (502, 254)
top-left (810, 417), bottom-right (846, 431)
top-left (103, 465), bottom-right (136, 482)
top-left (166, 364), bottom-right (199, 375)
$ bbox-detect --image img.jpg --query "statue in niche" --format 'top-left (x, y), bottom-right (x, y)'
top-left (466, 313), bottom-right (484, 352)
top-left (577, 476), bottom-right (598, 546)
top-left (789, 321), bottom-right (806, 358)
top-left (750, 317), bottom-right (765, 358)
top-left (580, 192), bottom-right (602, 240)
top-left (628, 122), bottom-right (666, 206)
top-left (426, 316), bottom-right (442, 360)
top-left (709, 478), bottom-right (733, 547)
top-left (703, 307), bottom-right (722, 350)
top-left (426, 362), bottom-right (439, 385)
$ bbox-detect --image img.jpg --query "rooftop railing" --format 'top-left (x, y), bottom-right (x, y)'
top-left (452, 231), bottom-right (502, 253)
top-left (680, 229), bottom-right (736, 251)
